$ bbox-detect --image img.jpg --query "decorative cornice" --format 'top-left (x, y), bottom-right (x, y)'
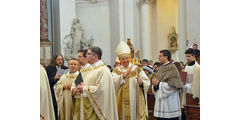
top-left (76, 0), bottom-right (110, 7)
top-left (137, 0), bottom-right (154, 5)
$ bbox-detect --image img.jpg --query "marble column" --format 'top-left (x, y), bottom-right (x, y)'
top-left (141, 4), bottom-right (151, 59)
top-left (177, 0), bottom-right (200, 63)
top-left (110, 0), bottom-right (121, 66)
top-left (139, 0), bottom-right (153, 60)
top-left (40, 0), bottom-right (48, 41)
top-left (52, 0), bottom-right (61, 54)
top-left (178, 0), bottom-right (187, 63)
top-left (186, 0), bottom-right (200, 49)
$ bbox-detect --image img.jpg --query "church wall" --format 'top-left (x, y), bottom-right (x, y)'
top-left (59, 0), bottom-right (76, 65)
top-left (52, 0), bottom-right (199, 66)
top-left (76, 0), bottom-right (112, 65)
top-left (151, 0), bottom-right (178, 62)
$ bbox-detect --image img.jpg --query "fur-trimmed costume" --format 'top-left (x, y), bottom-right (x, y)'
top-left (153, 62), bottom-right (183, 118)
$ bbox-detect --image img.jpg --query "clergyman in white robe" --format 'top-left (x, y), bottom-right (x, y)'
top-left (40, 64), bottom-right (55, 120)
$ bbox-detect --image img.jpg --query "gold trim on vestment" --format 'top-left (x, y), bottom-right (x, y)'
top-left (40, 114), bottom-right (45, 120)
top-left (81, 64), bottom-right (105, 72)
top-left (113, 67), bottom-right (141, 79)
top-left (80, 67), bottom-right (92, 72)
top-left (138, 88), bottom-right (146, 120)
top-left (65, 74), bottom-right (77, 79)
top-left (80, 64), bottom-right (106, 120)
top-left (73, 97), bottom-right (81, 120)
top-left (84, 96), bottom-right (100, 120)
top-left (114, 67), bottom-right (146, 120)
top-left (117, 86), bottom-right (123, 119)
top-left (123, 78), bottom-right (131, 120)
top-left (87, 86), bottom-right (106, 120)
top-left (117, 77), bottom-right (131, 120)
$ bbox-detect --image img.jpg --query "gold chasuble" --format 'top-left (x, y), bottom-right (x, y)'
top-left (73, 60), bottom-right (118, 120)
top-left (112, 63), bottom-right (150, 120)
top-left (54, 71), bottom-right (79, 120)
top-left (40, 65), bottom-right (55, 120)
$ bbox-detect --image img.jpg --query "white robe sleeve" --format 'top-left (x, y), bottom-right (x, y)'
top-left (184, 83), bottom-right (192, 93)
top-left (111, 71), bottom-right (123, 93)
top-left (139, 69), bottom-right (150, 94)
top-left (157, 82), bottom-right (177, 99)
top-left (71, 82), bottom-right (76, 92)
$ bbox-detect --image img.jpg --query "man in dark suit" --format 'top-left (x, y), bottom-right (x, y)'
top-left (45, 54), bottom-right (68, 120)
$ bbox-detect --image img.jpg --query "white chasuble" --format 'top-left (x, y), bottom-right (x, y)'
top-left (73, 61), bottom-right (118, 120)
top-left (54, 71), bottom-right (79, 120)
top-left (40, 65), bottom-right (55, 120)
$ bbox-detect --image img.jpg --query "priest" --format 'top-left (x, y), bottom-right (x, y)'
top-left (54, 58), bottom-right (79, 120)
top-left (40, 64), bottom-right (55, 120)
top-left (112, 41), bottom-right (150, 120)
top-left (71, 49), bottom-right (91, 120)
top-left (72, 46), bottom-right (118, 120)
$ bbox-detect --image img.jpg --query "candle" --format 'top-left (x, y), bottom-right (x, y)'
top-left (186, 32), bottom-right (189, 40)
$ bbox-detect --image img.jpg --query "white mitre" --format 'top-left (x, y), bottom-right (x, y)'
top-left (115, 41), bottom-right (131, 58)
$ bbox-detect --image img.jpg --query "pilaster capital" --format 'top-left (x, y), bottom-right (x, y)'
top-left (137, 0), bottom-right (154, 5)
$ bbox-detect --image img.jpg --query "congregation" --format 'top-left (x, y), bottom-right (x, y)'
top-left (41, 41), bottom-right (200, 120)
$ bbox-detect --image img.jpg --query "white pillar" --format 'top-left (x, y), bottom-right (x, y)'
top-left (186, 0), bottom-right (200, 49)
top-left (52, 0), bottom-right (61, 54)
top-left (178, 0), bottom-right (187, 63)
top-left (140, 2), bottom-right (152, 60)
top-left (110, 0), bottom-right (121, 66)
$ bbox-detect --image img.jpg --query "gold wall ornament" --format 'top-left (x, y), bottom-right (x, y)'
top-left (168, 27), bottom-right (178, 52)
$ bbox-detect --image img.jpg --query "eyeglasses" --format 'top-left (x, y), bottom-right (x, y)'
top-left (87, 53), bottom-right (94, 55)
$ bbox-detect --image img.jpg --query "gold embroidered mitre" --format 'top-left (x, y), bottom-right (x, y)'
top-left (115, 41), bottom-right (131, 58)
